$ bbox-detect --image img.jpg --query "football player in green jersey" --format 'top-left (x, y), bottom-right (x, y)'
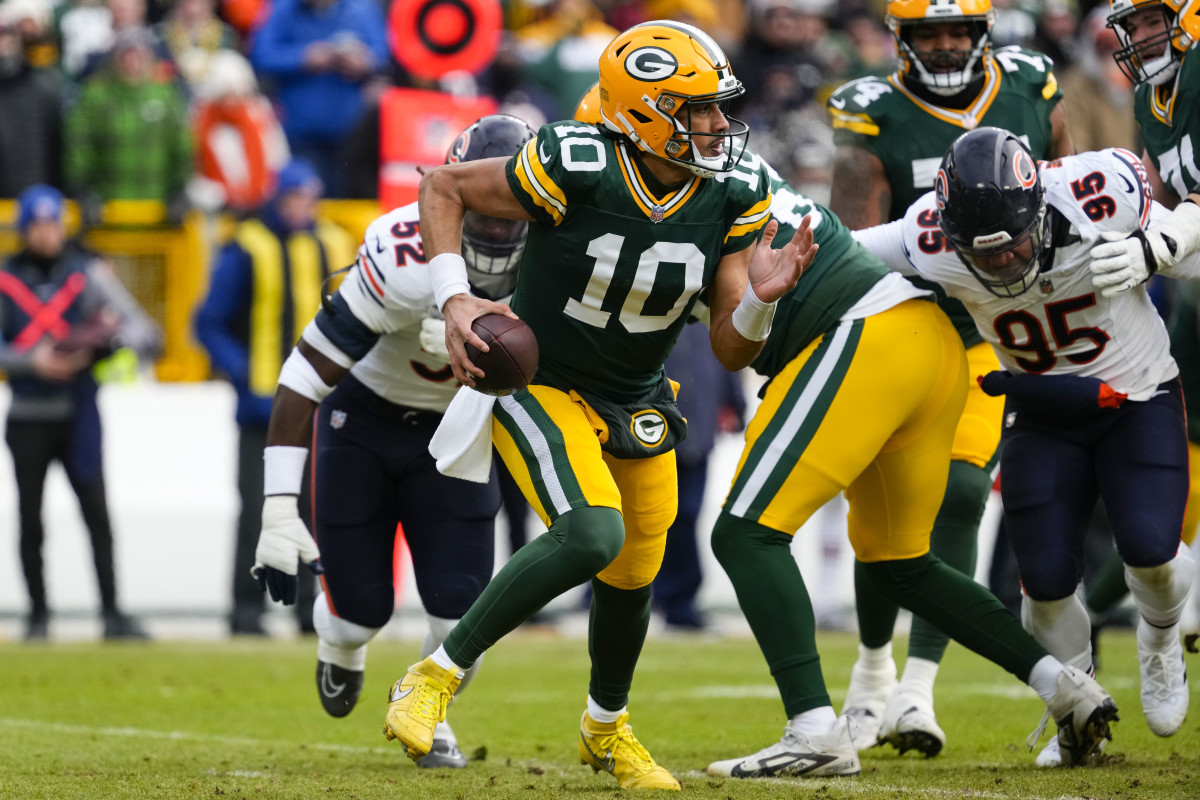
top-left (1090, 1), bottom-right (1200, 321)
top-left (825, 0), bottom-right (1076, 757)
top-left (379, 21), bottom-right (814, 790)
top-left (706, 160), bottom-right (1119, 778)
top-left (1081, 0), bottom-right (1200, 676)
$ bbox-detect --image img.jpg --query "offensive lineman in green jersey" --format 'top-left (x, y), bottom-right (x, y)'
top-left (824, 0), bottom-right (1075, 757)
top-left (379, 21), bottom-right (815, 790)
top-left (1081, 0), bottom-right (1200, 671)
top-left (706, 158), bottom-right (1120, 778)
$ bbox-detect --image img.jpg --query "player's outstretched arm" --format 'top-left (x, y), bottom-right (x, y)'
top-left (1089, 199), bottom-right (1200, 294)
top-left (418, 159), bottom-right (531, 388)
top-left (253, 340), bottom-right (348, 605)
top-left (830, 145), bottom-right (890, 230)
top-left (709, 216), bottom-right (816, 371)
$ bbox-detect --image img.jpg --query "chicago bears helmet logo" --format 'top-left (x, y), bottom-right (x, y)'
top-left (446, 130), bottom-right (471, 164)
top-left (934, 168), bottom-right (949, 212)
top-left (1012, 150), bottom-right (1037, 189)
top-left (630, 410), bottom-right (668, 447)
top-left (625, 47), bottom-right (678, 82)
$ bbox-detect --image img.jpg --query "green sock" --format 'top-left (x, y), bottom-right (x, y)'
top-left (861, 554), bottom-right (1047, 682)
top-left (588, 579), bottom-right (652, 711)
top-left (712, 510), bottom-right (830, 717)
top-left (445, 506), bottom-right (624, 667)
top-left (855, 460), bottom-right (991, 654)
top-left (909, 460), bottom-right (992, 662)
top-left (1085, 551), bottom-right (1129, 617)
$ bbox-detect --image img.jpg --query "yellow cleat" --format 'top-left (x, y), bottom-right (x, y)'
top-left (382, 657), bottom-right (463, 760)
top-left (578, 711), bottom-right (681, 790)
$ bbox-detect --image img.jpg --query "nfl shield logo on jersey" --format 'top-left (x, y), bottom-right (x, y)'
top-left (330, 409), bottom-right (347, 429)
top-left (650, 205), bottom-right (665, 223)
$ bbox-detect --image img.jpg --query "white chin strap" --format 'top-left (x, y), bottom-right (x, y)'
top-left (1144, 52), bottom-right (1181, 85)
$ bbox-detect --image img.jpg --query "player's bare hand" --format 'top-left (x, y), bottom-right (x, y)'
top-left (442, 293), bottom-right (518, 387)
top-left (30, 340), bottom-right (90, 381)
top-left (749, 216), bottom-right (817, 304)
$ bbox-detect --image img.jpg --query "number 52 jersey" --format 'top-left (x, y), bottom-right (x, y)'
top-left (858, 148), bottom-right (1200, 401)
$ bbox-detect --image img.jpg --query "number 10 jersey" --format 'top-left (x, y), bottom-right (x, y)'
top-left (504, 121), bottom-right (773, 403)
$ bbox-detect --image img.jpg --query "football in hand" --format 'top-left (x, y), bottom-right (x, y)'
top-left (466, 314), bottom-right (538, 396)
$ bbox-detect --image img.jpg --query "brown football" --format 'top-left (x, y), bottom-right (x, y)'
top-left (466, 314), bottom-right (539, 396)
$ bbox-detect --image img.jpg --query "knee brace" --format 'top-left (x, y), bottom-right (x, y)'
top-left (1020, 587), bottom-right (1092, 671)
top-left (1125, 543), bottom-right (1196, 628)
top-left (314, 592), bottom-right (380, 671)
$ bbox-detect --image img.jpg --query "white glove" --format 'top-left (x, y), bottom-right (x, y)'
top-left (418, 316), bottom-right (450, 363)
top-left (1089, 230), bottom-right (1153, 297)
top-left (252, 495), bottom-right (322, 605)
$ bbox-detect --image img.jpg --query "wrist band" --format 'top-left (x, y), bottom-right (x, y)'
top-left (731, 284), bottom-right (777, 342)
top-left (428, 252), bottom-right (471, 312)
top-left (264, 446), bottom-right (308, 496)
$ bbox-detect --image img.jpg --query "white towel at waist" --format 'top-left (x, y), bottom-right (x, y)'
top-left (428, 386), bottom-right (497, 483)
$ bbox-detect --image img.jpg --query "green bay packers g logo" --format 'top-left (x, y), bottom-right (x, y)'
top-left (625, 47), bottom-right (678, 82)
top-left (630, 409), bottom-right (668, 447)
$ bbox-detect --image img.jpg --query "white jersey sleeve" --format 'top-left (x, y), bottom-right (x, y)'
top-left (850, 218), bottom-right (918, 277)
top-left (301, 202), bottom-right (463, 413)
top-left (894, 151), bottom-right (1178, 400)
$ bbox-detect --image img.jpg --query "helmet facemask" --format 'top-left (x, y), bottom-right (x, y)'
top-left (1107, 1), bottom-right (1184, 86)
top-left (462, 212), bottom-right (527, 299)
top-left (655, 91), bottom-right (750, 178)
top-left (952, 201), bottom-right (1050, 298)
top-left (889, 10), bottom-right (995, 96)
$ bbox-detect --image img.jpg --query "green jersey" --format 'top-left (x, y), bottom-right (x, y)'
top-left (751, 164), bottom-right (890, 379)
top-left (827, 48), bottom-right (1062, 348)
top-left (505, 122), bottom-right (773, 402)
top-left (1134, 46), bottom-right (1200, 199)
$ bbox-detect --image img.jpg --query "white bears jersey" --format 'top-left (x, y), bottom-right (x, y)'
top-left (854, 149), bottom-right (1200, 401)
top-left (301, 202), bottom-right (459, 412)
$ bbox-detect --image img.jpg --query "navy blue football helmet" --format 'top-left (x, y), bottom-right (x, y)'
top-left (444, 114), bottom-right (537, 298)
top-left (935, 127), bottom-right (1050, 298)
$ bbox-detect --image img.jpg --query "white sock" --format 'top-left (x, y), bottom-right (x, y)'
top-left (422, 613), bottom-right (483, 695)
top-left (429, 645), bottom-right (465, 678)
top-left (1021, 589), bottom-right (1093, 672)
top-left (788, 706), bottom-right (837, 737)
top-left (898, 657), bottom-right (939, 703)
top-left (1126, 545), bottom-right (1195, 629)
top-left (856, 642), bottom-right (894, 674)
top-left (312, 592), bottom-right (376, 671)
top-left (587, 696), bottom-right (624, 724)
top-left (1028, 655), bottom-right (1065, 704)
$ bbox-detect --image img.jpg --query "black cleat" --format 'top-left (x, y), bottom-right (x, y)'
top-left (103, 613), bottom-right (150, 641)
top-left (317, 660), bottom-right (363, 717)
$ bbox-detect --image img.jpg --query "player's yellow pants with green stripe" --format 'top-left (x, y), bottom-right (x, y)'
top-left (725, 298), bottom-right (966, 561)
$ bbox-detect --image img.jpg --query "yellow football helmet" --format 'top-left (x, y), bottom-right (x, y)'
top-left (1107, 0), bottom-right (1200, 85)
top-left (885, 0), bottom-right (996, 96)
top-left (574, 82), bottom-right (602, 125)
top-left (598, 20), bottom-right (747, 177)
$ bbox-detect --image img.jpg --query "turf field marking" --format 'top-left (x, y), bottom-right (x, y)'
top-left (0, 716), bottom-right (389, 755)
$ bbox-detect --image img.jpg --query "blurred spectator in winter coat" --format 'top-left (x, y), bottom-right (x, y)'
top-left (1059, 7), bottom-right (1139, 154)
top-left (190, 49), bottom-right (289, 213)
top-left (154, 0), bottom-right (238, 93)
top-left (249, 0), bottom-right (388, 198)
top-left (64, 26), bottom-right (192, 224)
top-left (0, 10), bottom-right (61, 195)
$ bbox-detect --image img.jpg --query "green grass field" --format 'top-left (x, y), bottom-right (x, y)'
top-left (2, 628), bottom-right (1196, 799)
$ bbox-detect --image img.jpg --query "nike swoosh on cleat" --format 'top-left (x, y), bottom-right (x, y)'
top-left (580, 737), bottom-right (615, 773)
top-left (320, 665), bottom-right (347, 698)
top-left (390, 686), bottom-right (413, 703)
top-left (731, 752), bottom-right (840, 778)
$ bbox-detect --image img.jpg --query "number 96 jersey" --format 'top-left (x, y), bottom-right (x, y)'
top-left (504, 121), bottom-right (773, 403)
top-left (893, 148), bottom-right (1200, 401)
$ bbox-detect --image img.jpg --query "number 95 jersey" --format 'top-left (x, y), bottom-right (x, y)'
top-left (504, 121), bottom-right (773, 403)
top-left (894, 148), bottom-right (1196, 401)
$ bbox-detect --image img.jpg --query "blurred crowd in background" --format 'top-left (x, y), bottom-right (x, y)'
top-left (0, 0), bottom-right (1139, 216)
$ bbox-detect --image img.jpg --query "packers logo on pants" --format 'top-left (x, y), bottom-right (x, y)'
top-left (631, 410), bottom-right (668, 447)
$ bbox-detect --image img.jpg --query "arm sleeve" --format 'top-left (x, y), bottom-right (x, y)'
top-left (851, 220), bottom-right (918, 276)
